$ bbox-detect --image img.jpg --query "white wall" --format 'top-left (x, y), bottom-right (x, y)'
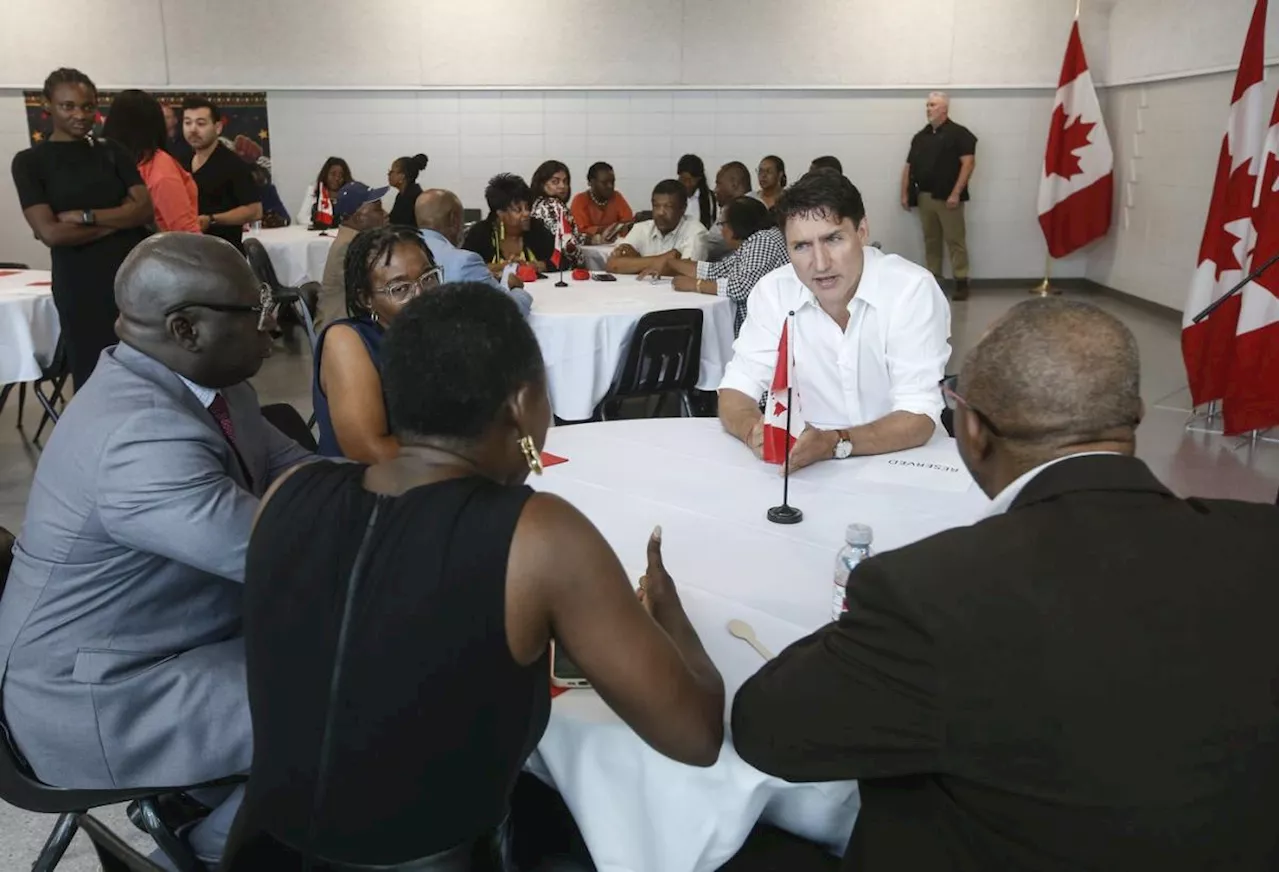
top-left (1107, 0), bottom-right (1278, 84)
top-left (0, 0), bottom-right (1109, 89)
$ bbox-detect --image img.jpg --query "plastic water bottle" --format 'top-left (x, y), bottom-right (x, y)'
top-left (832, 524), bottom-right (873, 621)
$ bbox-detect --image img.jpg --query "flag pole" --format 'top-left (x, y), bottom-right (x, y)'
top-left (1030, 251), bottom-right (1061, 296)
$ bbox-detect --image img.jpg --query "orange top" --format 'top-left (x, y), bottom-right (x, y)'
top-left (570, 191), bottom-right (633, 237)
top-left (138, 150), bottom-right (200, 232)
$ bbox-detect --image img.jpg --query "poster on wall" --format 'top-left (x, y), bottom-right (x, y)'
top-left (23, 90), bottom-right (271, 175)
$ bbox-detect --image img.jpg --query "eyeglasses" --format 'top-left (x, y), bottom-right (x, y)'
top-left (376, 268), bottom-right (442, 304)
top-left (939, 375), bottom-right (1006, 438)
top-left (164, 283), bottom-right (280, 332)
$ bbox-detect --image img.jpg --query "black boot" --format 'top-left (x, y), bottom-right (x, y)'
top-left (952, 278), bottom-right (970, 301)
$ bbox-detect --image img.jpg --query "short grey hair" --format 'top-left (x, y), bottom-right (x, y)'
top-left (928, 91), bottom-right (950, 107)
top-left (958, 299), bottom-right (1141, 447)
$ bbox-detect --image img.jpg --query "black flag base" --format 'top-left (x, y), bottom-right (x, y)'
top-left (767, 504), bottom-right (804, 525)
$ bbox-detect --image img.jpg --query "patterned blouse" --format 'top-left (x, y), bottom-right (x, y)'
top-left (696, 227), bottom-right (790, 336)
top-left (531, 196), bottom-right (584, 267)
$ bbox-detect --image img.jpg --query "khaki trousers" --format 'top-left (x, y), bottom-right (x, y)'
top-left (917, 193), bottom-right (970, 280)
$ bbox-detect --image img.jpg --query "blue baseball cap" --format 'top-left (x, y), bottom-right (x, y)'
top-left (334, 182), bottom-right (390, 221)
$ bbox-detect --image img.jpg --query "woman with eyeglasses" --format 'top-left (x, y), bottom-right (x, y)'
top-left (312, 225), bottom-right (441, 462)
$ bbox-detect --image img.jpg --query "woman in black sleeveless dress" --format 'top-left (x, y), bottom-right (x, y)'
top-left (226, 282), bottom-right (725, 871)
top-left (10, 68), bottom-right (153, 388)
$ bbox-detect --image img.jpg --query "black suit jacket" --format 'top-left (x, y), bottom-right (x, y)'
top-left (732, 455), bottom-right (1277, 871)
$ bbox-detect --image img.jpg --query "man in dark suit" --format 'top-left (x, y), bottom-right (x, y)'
top-left (732, 298), bottom-right (1277, 871)
top-left (0, 233), bottom-right (313, 867)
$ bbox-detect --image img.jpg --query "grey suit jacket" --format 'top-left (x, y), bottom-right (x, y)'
top-left (0, 343), bottom-right (313, 789)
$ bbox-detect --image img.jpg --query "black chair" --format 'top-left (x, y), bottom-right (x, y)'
top-left (261, 402), bottom-right (319, 453)
top-left (0, 531), bottom-right (228, 871)
top-left (594, 309), bottom-right (703, 421)
top-left (632, 210), bottom-right (654, 223)
top-left (0, 261), bottom-right (31, 269)
top-left (243, 238), bottom-right (320, 339)
top-left (940, 373), bottom-right (957, 438)
top-left (0, 337), bottom-right (70, 447)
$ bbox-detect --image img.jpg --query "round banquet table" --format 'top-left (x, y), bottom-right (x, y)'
top-left (0, 269), bottom-right (59, 386)
top-left (525, 273), bottom-right (735, 421)
top-left (243, 226), bottom-right (335, 286)
top-left (527, 418), bottom-right (992, 872)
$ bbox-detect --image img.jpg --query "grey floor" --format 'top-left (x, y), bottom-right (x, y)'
top-left (0, 285), bottom-right (1275, 870)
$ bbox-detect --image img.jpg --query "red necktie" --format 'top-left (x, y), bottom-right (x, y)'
top-left (209, 393), bottom-right (254, 489)
top-left (208, 393), bottom-right (237, 445)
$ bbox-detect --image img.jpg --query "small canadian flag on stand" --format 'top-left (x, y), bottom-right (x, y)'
top-left (762, 315), bottom-right (805, 465)
top-left (1036, 18), bottom-right (1113, 258)
top-left (1222, 97), bottom-right (1278, 434)
top-left (314, 185), bottom-right (334, 227)
top-left (549, 208), bottom-right (571, 270)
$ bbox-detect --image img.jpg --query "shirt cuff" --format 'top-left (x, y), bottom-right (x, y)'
top-left (715, 278), bottom-right (729, 297)
top-left (718, 366), bottom-right (766, 399)
top-left (892, 392), bottom-right (945, 429)
top-left (696, 261), bottom-right (710, 280)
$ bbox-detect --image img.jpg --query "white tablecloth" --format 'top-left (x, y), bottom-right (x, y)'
top-left (244, 226), bottom-right (335, 286)
top-left (529, 418), bottom-right (991, 872)
top-left (0, 269), bottom-right (59, 386)
top-left (581, 243), bottom-right (616, 271)
top-left (526, 274), bottom-right (735, 421)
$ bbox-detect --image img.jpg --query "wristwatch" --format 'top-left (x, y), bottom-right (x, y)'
top-left (81, 209), bottom-right (95, 226)
top-left (833, 429), bottom-right (853, 460)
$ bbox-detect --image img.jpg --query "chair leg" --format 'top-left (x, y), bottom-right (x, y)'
top-left (79, 813), bottom-right (156, 872)
top-left (32, 812), bottom-right (80, 872)
top-left (33, 377), bottom-right (65, 444)
top-left (0, 382), bottom-right (12, 417)
top-left (679, 391), bottom-right (693, 418)
top-left (17, 382), bottom-right (26, 427)
top-left (135, 797), bottom-right (209, 872)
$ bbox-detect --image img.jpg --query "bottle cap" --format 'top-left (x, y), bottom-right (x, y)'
top-left (845, 523), bottom-right (873, 546)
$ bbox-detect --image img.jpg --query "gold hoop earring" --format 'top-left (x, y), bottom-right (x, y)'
top-left (518, 434), bottom-right (543, 476)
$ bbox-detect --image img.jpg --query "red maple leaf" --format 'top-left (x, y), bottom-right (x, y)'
top-left (1208, 161), bottom-right (1261, 279)
top-left (1249, 152), bottom-right (1278, 294)
top-left (772, 400), bottom-right (786, 417)
top-left (1044, 105), bottom-right (1095, 180)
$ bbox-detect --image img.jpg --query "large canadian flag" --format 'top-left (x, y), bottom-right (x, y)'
top-left (1223, 98), bottom-right (1278, 434)
top-left (1037, 20), bottom-right (1114, 258)
top-left (1181, 0), bottom-right (1269, 407)
top-left (762, 317), bottom-right (805, 465)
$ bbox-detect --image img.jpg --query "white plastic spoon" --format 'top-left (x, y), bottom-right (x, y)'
top-left (727, 619), bottom-right (774, 661)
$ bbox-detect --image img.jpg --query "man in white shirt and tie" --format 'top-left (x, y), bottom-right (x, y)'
top-left (718, 170), bottom-right (951, 470)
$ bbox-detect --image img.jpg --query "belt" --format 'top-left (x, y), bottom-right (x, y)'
top-left (269, 818), bottom-right (512, 872)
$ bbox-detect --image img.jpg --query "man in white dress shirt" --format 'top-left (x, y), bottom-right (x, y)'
top-left (606, 179), bottom-right (709, 274)
top-left (718, 170), bottom-right (951, 470)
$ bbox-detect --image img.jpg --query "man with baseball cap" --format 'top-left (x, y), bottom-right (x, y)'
top-left (316, 181), bottom-right (389, 327)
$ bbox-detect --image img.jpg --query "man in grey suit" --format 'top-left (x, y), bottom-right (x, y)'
top-left (0, 233), bottom-right (313, 867)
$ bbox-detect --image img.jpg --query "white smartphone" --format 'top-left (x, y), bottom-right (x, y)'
top-left (550, 641), bottom-right (591, 689)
